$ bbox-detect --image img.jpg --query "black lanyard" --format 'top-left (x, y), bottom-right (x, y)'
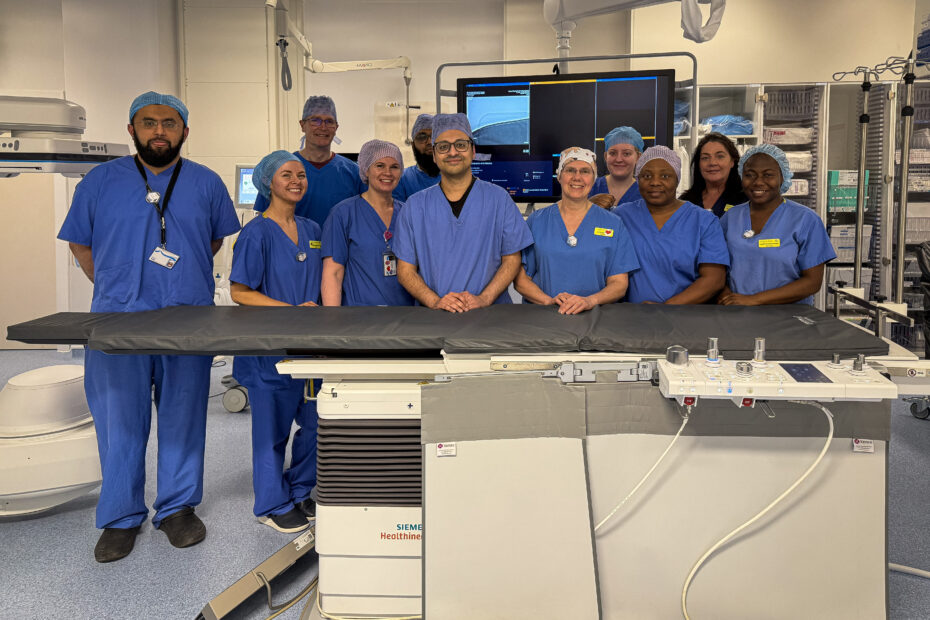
top-left (134, 155), bottom-right (183, 248)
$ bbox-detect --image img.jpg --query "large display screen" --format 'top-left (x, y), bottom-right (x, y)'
top-left (457, 69), bottom-right (675, 203)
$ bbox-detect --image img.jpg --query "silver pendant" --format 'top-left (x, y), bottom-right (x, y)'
top-left (145, 191), bottom-right (161, 205)
top-left (567, 235), bottom-right (578, 247)
top-left (742, 229), bottom-right (755, 239)
top-left (296, 252), bottom-right (307, 262)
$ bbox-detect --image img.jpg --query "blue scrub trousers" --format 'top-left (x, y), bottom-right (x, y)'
top-left (247, 378), bottom-right (319, 517)
top-left (84, 350), bottom-right (211, 529)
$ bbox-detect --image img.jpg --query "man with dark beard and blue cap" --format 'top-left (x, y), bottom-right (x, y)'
top-left (393, 113), bottom-right (440, 202)
top-left (57, 91), bottom-right (241, 563)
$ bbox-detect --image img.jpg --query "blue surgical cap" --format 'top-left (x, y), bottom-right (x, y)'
top-left (604, 126), bottom-right (644, 152)
top-left (411, 113), bottom-right (433, 139)
top-left (252, 150), bottom-right (301, 200)
top-left (431, 113), bottom-right (473, 144)
top-left (634, 145), bottom-right (681, 180)
top-left (129, 91), bottom-right (189, 126)
top-left (738, 144), bottom-right (793, 193)
top-left (302, 95), bottom-right (337, 121)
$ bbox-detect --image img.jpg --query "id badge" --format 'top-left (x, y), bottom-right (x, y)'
top-left (149, 246), bottom-right (180, 269)
top-left (383, 250), bottom-right (397, 277)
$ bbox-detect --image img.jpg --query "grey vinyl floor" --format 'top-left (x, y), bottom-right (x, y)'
top-left (1, 348), bottom-right (928, 619)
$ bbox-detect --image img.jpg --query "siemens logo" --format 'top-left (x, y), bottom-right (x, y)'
top-left (396, 523), bottom-right (422, 531)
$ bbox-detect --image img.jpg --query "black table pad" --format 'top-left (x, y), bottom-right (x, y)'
top-left (7, 303), bottom-right (888, 360)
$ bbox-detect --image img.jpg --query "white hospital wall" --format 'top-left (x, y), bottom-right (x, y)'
top-left (630, 0), bottom-right (915, 84)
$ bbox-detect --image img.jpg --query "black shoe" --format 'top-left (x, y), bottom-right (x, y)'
top-left (259, 507), bottom-right (310, 533)
top-left (157, 507), bottom-right (206, 548)
top-left (94, 526), bottom-right (141, 563)
top-left (296, 497), bottom-right (316, 519)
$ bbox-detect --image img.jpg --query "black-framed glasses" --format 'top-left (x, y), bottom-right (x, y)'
top-left (304, 117), bottom-right (337, 127)
top-left (413, 132), bottom-right (431, 143)
top-left (434, 139), bottom-right (472, 154)
top-left (138, 119), bottom-right (180, 130)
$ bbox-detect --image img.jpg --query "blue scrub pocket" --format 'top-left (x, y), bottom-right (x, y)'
top-left (94, 262), bottom-right (135, 306)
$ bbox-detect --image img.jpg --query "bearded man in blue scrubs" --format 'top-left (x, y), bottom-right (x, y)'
top-left (393, 113), bottom-right (440, 202)
top-left (394, 113), bottom-right (533, 312)
top-left (253, 95), bottom-right (366, 228)
top-left (58, 92), bottom-right (241, 562)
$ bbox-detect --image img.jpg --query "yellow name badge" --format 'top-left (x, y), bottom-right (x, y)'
top-left (594, 227), bottom-right (614, 238)
top-left (758, 239), bottom-right (781, 248)
top-left (309, 240), bottom-right (322, 249)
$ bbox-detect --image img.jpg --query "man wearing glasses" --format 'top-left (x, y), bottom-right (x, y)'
top-left (57, 91), bottom-right (241, 562)
top-left (393, 113), bottom-right (440, 202)
top-left (254, 95), bottom-right (365, 227)
top-left (394, 113), bottom-right (532, 312)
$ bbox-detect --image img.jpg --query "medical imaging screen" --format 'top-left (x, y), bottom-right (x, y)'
top-left (457, 69), bottom-right (675, 202)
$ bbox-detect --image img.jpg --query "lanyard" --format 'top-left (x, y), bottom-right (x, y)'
top-left (134, 155), bottom-right (183, 248)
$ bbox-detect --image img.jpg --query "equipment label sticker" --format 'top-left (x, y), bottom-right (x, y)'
top-left (594, 227), bottom-right (614, 237)
top-left (436, 442), bottom-right (457, 457)
top-left (758, 239), bottom-right (781, 248)
top-left (293, 529), bottom-right (315, 551)
top-left (852, 438), bottom-right (875, 453)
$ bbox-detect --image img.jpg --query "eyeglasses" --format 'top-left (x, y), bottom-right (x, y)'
top-left (434, 139), bottom-right (472, 154)
top-left (304, 117), bottom-right (337, 127)
top-left (138, 119), bottom-right (180, 130)
top-left (413, 132), bottom-right (431, 143)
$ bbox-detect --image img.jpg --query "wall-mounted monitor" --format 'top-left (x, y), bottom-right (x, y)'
top-left (234, 164), bottom-right (257, 209)
top-left (457, 69), bottom-right (675, 203)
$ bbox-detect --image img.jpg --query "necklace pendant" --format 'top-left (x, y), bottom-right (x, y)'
top-left (566, 235), bottom-right (578, 247)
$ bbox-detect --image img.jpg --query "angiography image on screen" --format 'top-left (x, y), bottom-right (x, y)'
top-left (457, 69), bottom-right (675, 202)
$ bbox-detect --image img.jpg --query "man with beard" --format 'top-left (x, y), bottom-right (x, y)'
top-left (57, 92), bottom-right (241, 563)
top-left (253, 95), bottom-right (365, 227)
top-left (395, 113), bottom-right (532, 312)
top-left (393, 113), bottom-right (440, 202)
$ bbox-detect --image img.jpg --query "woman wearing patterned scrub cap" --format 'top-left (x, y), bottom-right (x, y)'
top-left (229, 149), bottom-right (322, 534)
top-left (613, 145), bottom-right (730, 304)
top-left (515, 147), bottom-right (639, 314)
top-left (320, 139), bottom-right (414, 307)
top-left (589, 126), bottom-right (645, 209)
top-left (717, 143), bottom-right (835, 305)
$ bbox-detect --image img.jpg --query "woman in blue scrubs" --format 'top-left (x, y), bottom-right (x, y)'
top-left (589, 126), bottom-right (644, 208)
top-left (230, 150), bottom-right (322, 533)
top-left (718, 144), bottom-right (835, 305)
top-left (321, 140), bottom-right (414, 306)
top-left (614, 146), bottom-right (730, 304)
top-left (516, 147), bottom-right (639, 314)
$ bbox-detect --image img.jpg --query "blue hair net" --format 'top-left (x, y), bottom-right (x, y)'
top-left (634, 145), bottom-right (681, 180)
top-left (411, 114), bottom-right (433, 139)
top-left (129, 91), bottom-right (189, 125)
top-left (302, 95), bottom-right (337, 121)
top-left (431, 113), bottom-right (473, 144)
top-left (738, 144), bottom-right (793, 193)
top-left (604, 126), bottom-right (644, 152)
top-left (358, 140), bottom-right (404, 183)
top-left (252, 150), bottom-right (301, 200)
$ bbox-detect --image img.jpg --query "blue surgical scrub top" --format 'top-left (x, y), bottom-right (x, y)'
top-left (393, 165), bottom-right (440, 202)
top-left (57, 156), bottom-right (240, 312)
top-left (523, 204), bottom-right (639, 298)
top-left (720, 200), bottom-right (836, 305)
top-left (253, 153), bottom-right (365, 228)
top-left (393, 178), bottom-right (533, 304)
top-left (230, 214), bottom-right (322, 386)
top-left (590, 176), bottom-right (641, 206)
top-left (614, 199), bottom-right (730, 303)
top-left (322, 195), bottom-right (415, 306)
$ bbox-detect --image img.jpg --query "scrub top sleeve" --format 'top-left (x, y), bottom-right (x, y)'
top-left (608, 221), bottom-right (640, 275)
top-left (392, 204), bottom-right (417, 266)
top-left (229, 230), bottom-right (266, 290)
top-left (321, 207), bottom-right (349, 263)
top-left (500, 201), bottom-right (534, 256)
top-left (522, 210), bottom-right (540, 277)
top-left (697, 215), bottom-right (731, 267)
top-left (209, 179), bottom-right (241, 239)
top-left (797, 214), bottom-right (838, 271)
top-left (57, 179), bottom-right (97, 245)
top-left (719, 208), bottom-right (733, 236)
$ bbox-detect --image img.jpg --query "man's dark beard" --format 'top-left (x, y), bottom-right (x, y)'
top-left (133, 133), bottom-right (185, 168)
top-left (413, 147), bottom-right (440, 177)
